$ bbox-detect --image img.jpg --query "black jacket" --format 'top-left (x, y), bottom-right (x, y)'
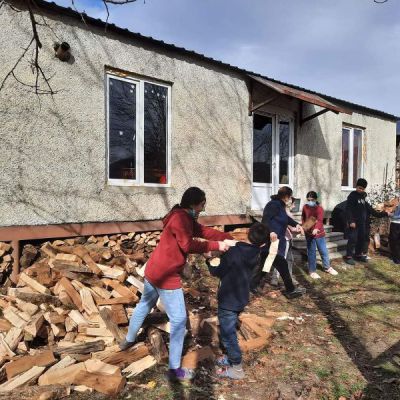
top-left (207, 242), bottom-right (267, 312)
top-left (345, 191), bottom-right (387, 226)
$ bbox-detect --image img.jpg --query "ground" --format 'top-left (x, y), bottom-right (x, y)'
top-left (11, 254), bottom-right (400, 400)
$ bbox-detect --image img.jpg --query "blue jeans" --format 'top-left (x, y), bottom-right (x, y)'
top-left (218, 307), bottom-right (242, 365)
top-left (125, 279), bottom-right (187, 369)
top-left (306, 236), bottom-right (330, 272)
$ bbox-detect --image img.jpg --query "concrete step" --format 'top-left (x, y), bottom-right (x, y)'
top-left (292, 249), bottom-right (346, 263)
top-left (293, 231), bottom-right (343, 243)
top-left (293, 239), bottom-right (347, 252)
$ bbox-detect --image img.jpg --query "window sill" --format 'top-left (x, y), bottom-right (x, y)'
top-left (341, 187), bottom-right (355, 191)
top-left (104, 183), bottom-right (177, 195)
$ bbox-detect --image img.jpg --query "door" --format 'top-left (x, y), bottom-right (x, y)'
top-left (251, 113), bottom-right (294, 210)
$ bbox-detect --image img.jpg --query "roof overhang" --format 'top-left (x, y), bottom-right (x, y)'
top-left (248, 74), bottom-right (352, 123)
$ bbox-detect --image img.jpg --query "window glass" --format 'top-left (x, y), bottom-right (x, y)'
top-left (143, 83), bottom-right (168, 184)
top-left (108, 78), bottom-right (136, 180)
top-left (279, 121), bottom-right (290, 184)
top-left (353, 129), bottom-right (363, 187)
top-left (341, 128), bottom-right (350, 186)
top-left (253, 115), bottom-right (272, 183)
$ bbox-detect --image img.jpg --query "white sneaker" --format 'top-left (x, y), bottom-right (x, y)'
top-left (325, 267), bottom-right (338, 276)
top-left (309, 272), bottom-right (321, 279)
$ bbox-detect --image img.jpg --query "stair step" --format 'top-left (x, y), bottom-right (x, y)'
top-left (293, 231), bottom-right (343, 243)
top-left (293, 239), bottom-right (348, 251)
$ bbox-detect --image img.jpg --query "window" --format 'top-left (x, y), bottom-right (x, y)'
top-left (106, 73), bottom-right (170, 186)
top-left (341, 126), bottom-right (364, 188)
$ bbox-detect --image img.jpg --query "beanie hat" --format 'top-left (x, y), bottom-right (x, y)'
top-left (356, 178), bottom-right (368, 188)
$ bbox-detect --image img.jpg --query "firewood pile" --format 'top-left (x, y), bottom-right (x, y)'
top-left (0, 243), bottom-right (13, 286)
top-left (0, 228), bottom-right (281, 398)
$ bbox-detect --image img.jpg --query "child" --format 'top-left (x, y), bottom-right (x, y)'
top-left (207, 223), bottom-right (305, 380)
top-left (344, 178), bottom-right (389, 265)
top-left (389, 197), bottom-right (400, 264)
top-left (302, 191), bottom-right (338, 279)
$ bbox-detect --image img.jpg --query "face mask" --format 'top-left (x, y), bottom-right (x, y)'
top-left (188, 209), bottom-right (197, 219)
top-left (307, 201), bottom-right (316, 207)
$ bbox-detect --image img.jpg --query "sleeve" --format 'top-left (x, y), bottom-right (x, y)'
top-left (301, 206), bottom-right (306, 224)
top-left (287, 215), bottom-right (298, 228)
top-left (345, 192), bottom-right (357, 223)
top-left (207, 252), bottom-right (232, 278)
top-left (193, 222), bottom-right (233, 240)
top-left (315, 206), bottom-right (324, 231)
top-left (366, 202), bottom-right (388, 218)
top-left (171, 216), bottom-right (219, 254)
top-left (262, 202), bottom-right (281, 233)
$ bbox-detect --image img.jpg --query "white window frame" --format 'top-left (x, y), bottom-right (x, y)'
top-left (341, 126), bottom-right (364, 190)
top-left (106, 73), bottom-right (172, 187)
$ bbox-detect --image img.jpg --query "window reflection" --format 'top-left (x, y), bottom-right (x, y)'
top-left (253, 114), bottom-right (272, 183)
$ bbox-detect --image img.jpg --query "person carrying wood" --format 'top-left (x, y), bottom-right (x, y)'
top-left (119, 187), bottom-right (232, 381)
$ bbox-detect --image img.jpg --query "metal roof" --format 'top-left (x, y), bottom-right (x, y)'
top-left (30, 0), bottom-right (399, 122)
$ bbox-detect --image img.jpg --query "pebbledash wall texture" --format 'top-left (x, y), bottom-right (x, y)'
top-left (0, 1), bottom-right (397, 228)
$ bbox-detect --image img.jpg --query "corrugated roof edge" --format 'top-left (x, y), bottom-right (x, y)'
top-left (32, 0), bottom-right (399, 122)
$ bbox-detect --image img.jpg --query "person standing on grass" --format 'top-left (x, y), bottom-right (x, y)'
top-left (302, 191), bottom-right (338, 279)
top-left (207, 223), bottom-right (305, 380)
top-left (389, 197), bottom-right (400, 264)
top-left (119, 187), bottom-right (232, 381)
top-left (344, 178), bottom-right (390, 265)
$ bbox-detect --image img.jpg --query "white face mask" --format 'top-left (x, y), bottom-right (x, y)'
top-left (307, 201), bottom-right (316, 207)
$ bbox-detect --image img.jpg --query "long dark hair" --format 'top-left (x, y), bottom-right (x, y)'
top-left (277, 186), bottom-right (293, 199)
top-left (170, 187), bottom-right (206, 213)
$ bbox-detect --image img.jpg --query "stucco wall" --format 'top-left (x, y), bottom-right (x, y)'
top-left (0, 4), bottom-right (251, 226)
top-left (295, 104), bottom-right (397, 211)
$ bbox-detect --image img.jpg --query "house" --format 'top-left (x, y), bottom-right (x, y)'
top-left (0, 0), bottom-right (398, 271)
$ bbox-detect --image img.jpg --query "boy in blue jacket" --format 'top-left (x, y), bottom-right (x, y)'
top-left (207, 223), bottom-right (304, 380)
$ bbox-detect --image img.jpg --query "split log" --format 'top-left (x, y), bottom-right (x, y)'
top-left (122, 355), bottom-right (156, 378)
top-left (79, 288), bottom-right (98, 316)
top-left (95, 297), bottom-right (134, 306)
top-left (8, 290), bottom-right (62, 307)
top-left (38, 362), bottom-right (85, 386)
top-left (148, 327), bottom-right (168, 363)
top-left (58, 278), bottom-right (83, 312)
top-left (84, 359), bottom-right (120, 375)
top-left (0, 365), bottom-right (46, 392)
top-left (101, 342), bottom-right (149, 368)
top-left (71, 370), bottom-right (125, 395)
top-left (181, 346), bottom-right (215, 369)
top-left (99, 308), bottom-right (125, 342)
top-left (53, 340), bottom-right (105, 356)
top-left (18, 274), bottom-right (50, 295)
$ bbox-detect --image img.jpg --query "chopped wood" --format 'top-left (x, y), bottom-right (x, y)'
top-left (3, 308), bottom-right (26, 329)
top-left (8, 290), bottom-right (62, 307)
top-left (38, 362), bottom-right (85, 386)
top-left (18, 274), bottom-right (51, 295)
top-left (58, 278), bottom-right (83, 312)
top-left (84, 359), bottom-right (120, 375)
top-left (78, 327), bottom-right (113, 337)
top-left (96, 264), bottom-right (126, 281)
top-left (0, 320), bottom-right (11, 333)
top-left (40, 243), bottom-right (58, 259)
top-left (15, 299), bottom-right (39, 317)
top-left (0, 334), bottom-right (15, 358)
top-left (79, 288), bottom-right (98, 316)
top-left (71, 370), bottom-right (126, 395)
top-left (181, 346), bottom-right (215, 369)
top-left (72, 247), bottom-right (102, 275)
top-left (5, 350), bottom-right (56, 379)
top-left (99, 308), bottom-right (125, 342)
top-left (95, 297), bottom-right (134, 306)
top-left (43, 312), bottom-right (66, 325)
top-left (46, 355), bottom-right (76, 373)
top-left (24, 313), bottom-right (44, 337)
top-left (101, 342), bottom-right (149, 368)
top-left (68, 310), bottom-right (90, 327)
top-left (53, 340), bottom-right (105, 356)
top-left (92, 287), bottom-right (112, 300)
top-left (102, 279), bottom-right (138, 301)
top-left (0, 365), bottom-right (46, 392)
top-left (148, 327), bottom-right (168, 363)
top-left (126, 275), bottom-right (144, 293)
top-left (122, 355), bottom-right (156, 378)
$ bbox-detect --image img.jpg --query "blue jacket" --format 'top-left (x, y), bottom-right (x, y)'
top-left (262, 196), bottom-right (297, 257)
top-left (207, 242), bottom-right (267, 312)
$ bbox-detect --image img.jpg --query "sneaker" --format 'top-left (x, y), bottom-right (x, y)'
top-left (285, 286), bottom-right (306, 299)
top-left (344, 257), bottom-right (356, 266)
top-left (216, 354), bottom-right (230, 367)
top-left (216, 364), bottom-right (245, 380)
top-left (168, 367), bottom-right (195, 381)
top-left (270, 277), bottom-right (279, 286)
top-left (291, 276), bottom-right (299, 285)
top-left (325, 267), bottom-right (338, 276)
top-left (309, 272), bottom-right (321, 279)
top-left (354, 255), bottom-right (368, 263)
top-left (392, 258), bottom-right (400, 265)
top-left (119, 338), bottom-right (135, 351)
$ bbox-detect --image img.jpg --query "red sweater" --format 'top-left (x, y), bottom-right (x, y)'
top-left (145, 208), bottom-right (232, 289)
top-left (301, 204), bottom-right (325, 238)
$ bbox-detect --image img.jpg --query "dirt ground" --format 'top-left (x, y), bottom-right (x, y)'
top-left (4, 254), bottom-right (400, 400)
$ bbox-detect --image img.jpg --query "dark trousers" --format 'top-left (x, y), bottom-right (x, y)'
top-left (389, 223), bottom-right (400, 262)
top-left (218, 307), bottom-right (241, 365)
top-left (346, 224), bottom-right (367, 257)
top-left (251, 254), bottom-right (295, 293)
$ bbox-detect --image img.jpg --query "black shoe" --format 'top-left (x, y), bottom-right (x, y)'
top-left (354, 255), bottom-right (368, 263)
top-left (284, 286), bottom-right (306, 299)
top-left (119, 338), bottom-right (135, 351)
top-left (344, 257), bottom-right (356, 266)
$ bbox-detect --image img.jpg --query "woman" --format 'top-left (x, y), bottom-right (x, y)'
top-left (251, 186), bottom-right (305, 297)
top-left (302, 191), bottom-right (338, 279)
top-left (120, 187), bottom-right (232, 381)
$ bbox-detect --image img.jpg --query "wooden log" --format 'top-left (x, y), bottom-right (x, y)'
top-left (0, 334), bottom-right (15, 358)
top-left (5, 350), bottom-right (56, 379)
top-left (15, 299), bottom-right (39, 317)
top-left (8, 290), bottom-right (62, 307)
top-left (79, 288), bottom-right (98, 316)
top-left (72, 370), bottom-right (126, 395)
top-left (40, 242), bottom-right (58, 259)
top-left (99, 308), bottom-right (125, 342)
top-left (43, 312), bottom-right (66, 325)
top-left (72, 247), bottom-right (102, 276)
top-left (181, 346), bottom-right (215, 369)
top-left (95, 297), bottom-right (134, 306)
top-left (122, 355), bottom-right (156, 378)
top-left (0, 320), bottom-right (11, 333)
top-left (96, 265), bottom-right (126, 281)
top-left (53, 340), bottom-right (105, 356)
top-left (92, 287), bottom-right (112, 300)
top-left (24, 313), bottom-right (44, 337)
top-left (38, 362), bottom-right (85, 386)
top-left (101, 343), bottom-right (149, 368)
top-left (239, 335), bottom-right (270, 352)
top-left (18, 273), bottom-right (51, 295)
top-left (84, 359), bottom-right (120, 375)
top-left (126, 275), bottom-right (144, 293)
top-left (4, 327), bottom-right (23, 352)
top-left (148, 327), bottom-right (168, 363)
top-left (78, 327), bottom-right (113, 337)
top-left (3, 308), bottom-right (26, 329)
top-left (102, 279), bottom-right (138, 302)
top-left (0, 365), bottom-right (46, 392)
top-left (46, 355), bottom-right (76, 373)
top-left (58, 278), bottom-right (83, 311)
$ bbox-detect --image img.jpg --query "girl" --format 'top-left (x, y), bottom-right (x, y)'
top-left (302, 191), bottom-right (338, 279)
top-left (120, 187), bottom-right (232, 381)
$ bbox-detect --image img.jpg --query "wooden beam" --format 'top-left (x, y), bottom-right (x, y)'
top-left (300, 108), bottom-right (334, 125)
top-left (249, 95), bottom-right (278, 114)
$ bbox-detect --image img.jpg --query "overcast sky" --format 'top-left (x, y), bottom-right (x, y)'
top-left (54, 0), bottom-right (400, 122)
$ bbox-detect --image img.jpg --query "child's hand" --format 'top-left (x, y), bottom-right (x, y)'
top-left (296, 224), bottom-right (305, 235)
top-left (270, 232), bottom-right (278, 242)
top-left (349, 222), bottom-right (356, 228)
top-left (312, 228), bottom-right (320, 236)
top-left (223, 239), bottom-right (238, 247)
top-left (203, 251), bottom-right (213, 258)
top-left (218, 241), bottom-right (230, 252)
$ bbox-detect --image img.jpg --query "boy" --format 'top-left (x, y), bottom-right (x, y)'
top-left (344, 178), bottom-right (389, 265)
top-left (389, 197), bottom-right (400, 264)
top-left (207, 223), bottom-right (304, 380)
